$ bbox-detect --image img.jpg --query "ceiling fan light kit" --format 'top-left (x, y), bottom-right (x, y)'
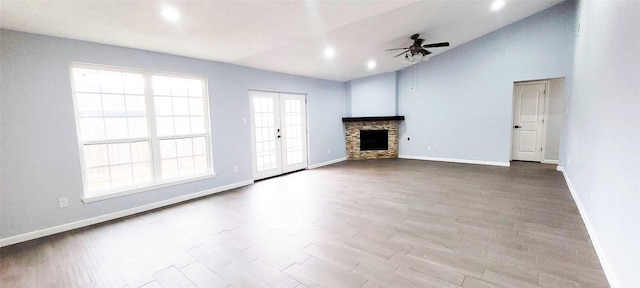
top-left (403, 53), bottom-right (428, 64)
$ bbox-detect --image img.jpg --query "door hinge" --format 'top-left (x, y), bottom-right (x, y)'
top-left (541, 147), bottom-right (543, 152)
top-left (542, 118), bottom-right (545, 123)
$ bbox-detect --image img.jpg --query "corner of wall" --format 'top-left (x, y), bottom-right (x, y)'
top-left (395, 71), bottom-right (400, 116)
top-left (346, 80), bottom-right (352, 117)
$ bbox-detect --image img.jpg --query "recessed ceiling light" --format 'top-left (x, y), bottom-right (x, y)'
top-left (491, 0), bottom-right (505, 11)
top-left (367, 60), bottom-right (376, 69)
top-left (324, 47), bottom-right (335, 59)
top-left (161, 7), bottom-right (181, 22)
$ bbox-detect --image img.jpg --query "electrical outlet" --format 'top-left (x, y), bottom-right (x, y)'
top-left (233, 165), bottom-right (238, 173)
top-left (59, 197), bottom-right (69, 208)
top-left (428, 145), bottom-right (432, 151)
top-left (242, 117), bottom-right (247, 124)
top-left (327, 149), bottom-right (331, 154)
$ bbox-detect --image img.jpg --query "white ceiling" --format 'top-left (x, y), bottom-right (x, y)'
top-left (0, 0), bottom-right (563, 82)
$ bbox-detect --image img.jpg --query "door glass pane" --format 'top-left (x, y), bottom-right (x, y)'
top-left (284, 99), bottom-right (304, 165)
top-left (253, 97), bottom-right (277, 172)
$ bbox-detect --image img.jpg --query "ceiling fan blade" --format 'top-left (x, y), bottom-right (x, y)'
top-left (422, 42), bottom-right (450, 48)
top-left (385, 47), bottom-right (410, 51)
top-left (394, 50), bottom-right (409, 57)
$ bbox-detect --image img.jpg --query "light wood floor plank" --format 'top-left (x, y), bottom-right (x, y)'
top-left (0, 160), bottom-right (610, 288)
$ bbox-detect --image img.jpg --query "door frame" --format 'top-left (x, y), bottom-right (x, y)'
top-left (248, 89), bottom-right (310, 180)
top-left (510, 80), bottom-right (550, 162)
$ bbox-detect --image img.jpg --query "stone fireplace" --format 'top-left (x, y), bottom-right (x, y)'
top-left (342, 116), bottom-right (404, 160)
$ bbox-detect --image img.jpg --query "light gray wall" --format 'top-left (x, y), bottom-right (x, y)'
top-left (349, 72), bottom-right (397, 117)
top-left (397, 2), bottom-right (576, 163)
top-left (0, 30), bottom-right (347, 239)
top-left (544, 77), bottom-right (565, 161)
top-left (562, 1), bottom-right (640, 287)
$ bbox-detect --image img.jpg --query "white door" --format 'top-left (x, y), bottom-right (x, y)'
top-left (249, 91), bottom-right (307, 180)
top-left (512, 82), bottom-right (546, 161)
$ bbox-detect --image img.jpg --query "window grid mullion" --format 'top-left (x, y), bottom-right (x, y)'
top-left (82, 137), bottom-right (152, 145)
top-left (156, 133), bottom-right (209, 141)
top-left (145, 73), bottom-right (163, 182)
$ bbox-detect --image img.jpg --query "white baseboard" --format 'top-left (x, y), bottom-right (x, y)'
top-left (0, 180), bottom-right (254, 247)
top-left (398, 155), bottom-right (510, 167)
top-left (542, 159), bottom-right (559, 164)
top-left (557, 166), bottom-right (619, 288)
top-left (308, 157), bottom-right (347, 169)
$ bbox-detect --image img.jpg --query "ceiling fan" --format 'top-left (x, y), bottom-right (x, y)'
top-left (386, 33), bottom-right (450, 62)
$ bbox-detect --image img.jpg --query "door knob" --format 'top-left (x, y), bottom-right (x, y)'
top-left (514, 125), bottom-right (521, 128)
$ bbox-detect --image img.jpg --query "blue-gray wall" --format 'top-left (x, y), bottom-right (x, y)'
top-left (348, 72), bottom-right (397, 117)
top-left (563, 1), bottom-right (640, 287)
top-left (0, 30), bottom-right (347, 238)
top-left (397, 2), bottom-right (576, 163)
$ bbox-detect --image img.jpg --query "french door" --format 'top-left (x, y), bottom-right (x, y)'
top-left (249, 90), bottom-right (308, 180)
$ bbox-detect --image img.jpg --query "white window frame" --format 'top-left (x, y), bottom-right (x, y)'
top-left (70, 63), bottom-right (215, 203)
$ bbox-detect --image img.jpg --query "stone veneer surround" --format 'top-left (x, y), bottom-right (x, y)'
top-left (344, 120), bottom-right (400, 160)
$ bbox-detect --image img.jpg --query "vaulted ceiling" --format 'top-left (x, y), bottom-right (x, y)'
top-left (0, 0), bottom-right (562, 82)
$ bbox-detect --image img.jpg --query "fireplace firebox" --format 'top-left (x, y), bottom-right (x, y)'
top-left (360, 130), bottom-right (388, 151)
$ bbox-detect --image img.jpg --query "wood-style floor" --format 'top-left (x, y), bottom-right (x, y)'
top-left (0, 159), bottom-right (610, 288)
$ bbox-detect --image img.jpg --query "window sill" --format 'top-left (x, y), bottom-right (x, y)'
top-left (82, 173), bottom-right (216, 203)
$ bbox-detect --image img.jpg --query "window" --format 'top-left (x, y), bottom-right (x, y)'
top-left (71, 64), bottom-right (213, 199)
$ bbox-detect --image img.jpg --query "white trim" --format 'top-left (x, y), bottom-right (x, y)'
top-left (540, 80), bottom-right (551, 162)
top-left (307, 157), bottom-right (347, 169)
top-left (541, 159), bottom-right (559, 164)
top-left (557, 166), bottom-right (619, 288)
top-left (398, 155), bottom-right (510, 167)
top-left (0, 180), bottom-right (254, 247)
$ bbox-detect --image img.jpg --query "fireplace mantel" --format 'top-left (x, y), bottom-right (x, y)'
top-left (342, 116), bottom-right (404, 122)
